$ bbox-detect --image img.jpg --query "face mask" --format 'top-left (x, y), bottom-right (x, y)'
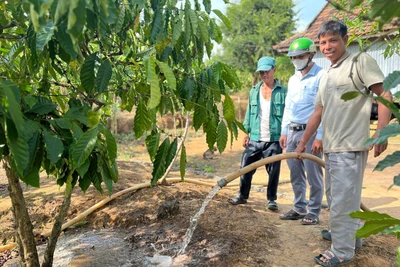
top-left (292, 58), bottom-right (309, 70)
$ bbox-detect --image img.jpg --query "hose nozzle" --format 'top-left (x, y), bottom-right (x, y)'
top-left (217, 178), bottom-right (227, 188)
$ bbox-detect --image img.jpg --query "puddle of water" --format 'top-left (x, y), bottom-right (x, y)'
top-left (146, 184), bottom-right (221, 266)
top-left (145, 254), bottom-right (173, 267)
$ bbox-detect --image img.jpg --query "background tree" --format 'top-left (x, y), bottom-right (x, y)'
top-left (0, 0), bottom-right (241, 266)
top-left (215, 0), bottom-right (296, 86)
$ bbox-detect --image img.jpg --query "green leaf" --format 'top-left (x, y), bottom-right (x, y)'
top-left (22, 143), bottom-right (43, 188)
top-left (156, 60), bottom-right (176, 90)
top-left (351, 211), bottom-right (400, 238)
top-left (375, 95), bottom-right (400, 119)
top-left (24, 97), bottom-right (57, 115)
top-left (172, 19), bottom-right (182, 46)
top-left (36, 20), bottom-right (55, 51)
top-left (374, 151), bottom-right (400, 172)
top-left (197, 17), bottom-right (209, 41)
top-left (23, 129), bottom-right (41, 178)
top-left (180, 143), bottom-right (186, 181)
top-left (150, 8), bottom-right (163, 44)
top-left (180, 78), bottom-right (196, 103)
top-left (203, 0), bottom-right (211, 13)
top-left (102, 126), bottom-right (117, 160)
top-left (389, 174), bottom-right (400, 190)
top-left (65, 107), bottom-right (89, 125)
top-left (136, 47), bottom-right (156, 59)
top-left (146, 56), bottom-right (161, 109)
top-left (204, 117), bottom-right (217, 149)
top-left (350, 0), bottom-right (363, 8)
top-left (383, 71), bottom-right (400, 92)
top-left (151, 138), bottom-right (170, 185)
top-left (96, 59), bottom-right (112, 93)
top-left (101, 159), bottom-right (114, 195)
top-left (184, 9), bottom-right (191, 45)
top-left (369, 0), bottom-right (400, 25)
top-left (188, 9), bottom-right (198, 34)
top-left (234, 119), bottom-right (247, 134)
top-left (165, 137), bottom-right (178, 171)
top-left (54, 0), bottom-right (70, 23)
top-left (212, 9), bottom-right (231, 29)
top-left (216, 120), bottom-right (227, 153)
top-left (114, 3), bottom-right (125, 33)
top-left (210, 19), bottom-right (222, 43)
top-left (27, 0), bottom-right (41, 32)
top-left (133, 99), bottom-right (151, 138)
top-left (5, 118), bottom-right (29, 177)
top-left (71, 126), bottom-right (99, 169)
top-left (365, 123), bottom-right (400, 146)
top-left (79, 175), bottom-right (91, 192)
top-left (55, 118), bottom-right (72, 129)
top-left (228, 120), bottom-right (237, 147)
top-left (67, 0), bottom-right (86, 44)
top-left (109, 161), bottom-right (118, 182)
top-left (2, 80), bottom-right (25, 136)
top-left (55, 23), bottom-right (78, 59)
top-left (43, 129), bottom-right (64, 164)
top-left (341, 91), bottom-right (361, 101)
top-left (222, 63), bottom-right (240, 88)
top-left (76, 158), bottom-right (90, 177)
top-left (145, 130), bottom-right (160, 161)
top-left (72, 122), bottom-right (84, 139)
top-left (81, 53), bottom-right (98, 94)
top-left (104, 0), bottom-right (118, 24)
top-left (193, 104), bottom-right (206, 131)
top-left (223, 94), bottom-right (236, 122)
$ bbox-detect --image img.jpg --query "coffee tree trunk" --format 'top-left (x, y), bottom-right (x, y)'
top-left (4, 157), bottom-right (40, 267)
top-left (42, 190), bottom-right (72, 267)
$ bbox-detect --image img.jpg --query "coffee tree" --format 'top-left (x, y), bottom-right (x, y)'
top-left (0, 0), bottom-right (241, 266)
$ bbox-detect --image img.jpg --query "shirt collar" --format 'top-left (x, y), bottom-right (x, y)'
top-left (331, 51), bottom-right (350, 68)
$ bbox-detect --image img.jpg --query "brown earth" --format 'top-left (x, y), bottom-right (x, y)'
top-left (1, 125), bottom-right (400, 267)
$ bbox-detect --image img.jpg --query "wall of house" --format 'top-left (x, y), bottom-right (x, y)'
top-left (312, 41), bottom-right (400, 93)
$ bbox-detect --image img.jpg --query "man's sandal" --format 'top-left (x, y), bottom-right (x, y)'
top-left (228, 196), bottom-right (247, 205)
top-left (279, 209), bottom-right (306, 220)
top-left (301, 213), bottom-right (319, 225)
top-left (314, 249), bottom-right (352, 266)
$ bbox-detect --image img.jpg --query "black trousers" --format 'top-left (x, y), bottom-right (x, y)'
top-left (238, 140), bottom-right (282, 201)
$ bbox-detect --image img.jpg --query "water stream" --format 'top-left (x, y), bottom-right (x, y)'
top-left (146, 184), bottom-right (222, 266)
top-left (177, 184), bottom-right (221, 255)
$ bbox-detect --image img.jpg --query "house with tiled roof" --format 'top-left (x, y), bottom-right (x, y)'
top-left (273, 2), bottom-right (400, 92)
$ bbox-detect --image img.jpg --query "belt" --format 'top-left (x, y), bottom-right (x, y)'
top-left (289, 124), bottom-right (306, 131)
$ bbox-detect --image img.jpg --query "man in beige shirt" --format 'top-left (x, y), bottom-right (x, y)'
top-left (295, 20), bottom-right (392, 266)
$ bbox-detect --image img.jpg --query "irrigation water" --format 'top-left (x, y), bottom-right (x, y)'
top-left (177, 184), bottom-right (221, 255)
top-left (145, 184), bottom-right (222, 266)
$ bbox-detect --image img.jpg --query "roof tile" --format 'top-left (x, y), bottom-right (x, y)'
top-left (273, 3), bottom-right (397, 53)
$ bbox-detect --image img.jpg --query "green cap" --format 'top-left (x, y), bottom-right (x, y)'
top-left (256, 57), bottom-right (276, 72)
top-left (287, 37), bottom-right (317, 57)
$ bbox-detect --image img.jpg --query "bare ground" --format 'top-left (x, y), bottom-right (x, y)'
top-left (1, 128), bottom-right (400, 267)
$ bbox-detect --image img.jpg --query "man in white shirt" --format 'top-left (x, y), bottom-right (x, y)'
top-left (279, 38), bottom-right (324, 225)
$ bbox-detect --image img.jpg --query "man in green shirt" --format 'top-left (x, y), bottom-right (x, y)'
top-left (228, 57), bottom-right (287, 211)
